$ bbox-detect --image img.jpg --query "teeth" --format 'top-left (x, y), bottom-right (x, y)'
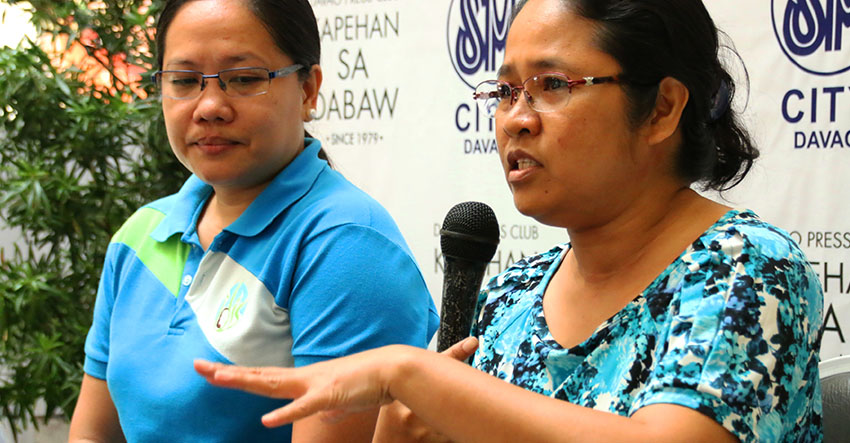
top-left (516, 159), bottom-right (540, 170)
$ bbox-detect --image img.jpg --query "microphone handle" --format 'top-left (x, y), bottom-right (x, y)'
top-left (437, 256), bottom-right (488, 352)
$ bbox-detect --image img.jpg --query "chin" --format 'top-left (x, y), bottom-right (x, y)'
top-left (512, 195), bottom-right (568, 228)
top-left (193, 168), bottom-right (240, 187)
top-left (512, 193), bottom-right (543, 218)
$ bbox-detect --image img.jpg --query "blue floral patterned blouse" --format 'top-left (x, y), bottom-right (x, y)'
top-left (471, 210), bottom-right (823, 442)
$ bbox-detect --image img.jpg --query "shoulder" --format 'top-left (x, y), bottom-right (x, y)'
top-left (665, 210), bottom-right (823, 352)
top-left (294, 169), bottom-right (408, 246)
top-left (110, 196), bottom-right (176, 245)
top-left (697, 210), bottom-right (806, 264)
top-left (680, 210), bottom-right (818, 292)
top-left (679, 210), bottom-right (822, 303)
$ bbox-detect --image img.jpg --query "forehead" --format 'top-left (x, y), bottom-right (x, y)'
top-left (501, 0), bottom-right (617, 77)
top-left (163, 0), bottom-right (286, 67)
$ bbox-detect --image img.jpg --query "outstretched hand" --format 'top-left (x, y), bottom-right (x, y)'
top-left (194, 338), bottom-right (480, 431)
top-left (195, 346), bottom-right (403, 428)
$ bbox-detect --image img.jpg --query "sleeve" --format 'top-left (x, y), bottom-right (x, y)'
top-left (287, 224), bottom-right (439, 367)
top-left (83, 243), bottom-right (120, 380)
top-left (631, 234), bottom-right (824, 442)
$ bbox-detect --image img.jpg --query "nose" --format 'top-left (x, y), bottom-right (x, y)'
top-left (192, 77), bottom-right (234, 123)
top-left (499, 90), bottom-right (541, 138)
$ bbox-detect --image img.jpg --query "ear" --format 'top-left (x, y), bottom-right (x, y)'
top-left (645, 76), bottom-right (689, 147)
top-left (301, 65), bottom-right (323, 122)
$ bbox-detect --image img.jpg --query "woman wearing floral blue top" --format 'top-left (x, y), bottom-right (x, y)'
top-left (195, 0), bottom-right (823, 441)
top-left (472, 209), bottom-right (822, 441)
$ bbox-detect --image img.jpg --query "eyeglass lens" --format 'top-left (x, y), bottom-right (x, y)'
top-left (157, 68), bottom-right (271, 99)
top-left (474, 74), bottom-right (574, 118)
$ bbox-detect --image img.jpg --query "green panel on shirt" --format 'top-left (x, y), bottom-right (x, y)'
top-left (111, 207), bottom-right (190, 297)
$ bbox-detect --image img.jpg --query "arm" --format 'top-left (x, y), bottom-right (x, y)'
top-left (71, 245), bottom-right (124, 442)
top-left (195, 340), bottom-right (735, 443)
top-left (68, 375), bottom-right (125, 443)
top-left (372, 338), bottom-right (479, 443)
top-left (385, 347), bottom-right (736, 443)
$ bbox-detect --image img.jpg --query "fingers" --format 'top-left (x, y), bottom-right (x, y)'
top-left (194, 359), bottom-right (303, 399)
top-left (195, 360), bottom-right (337, 428)
top-left (194, 359), bottom-right (266, 378)
top-left (260, 391), bottom-right (331, 427)
top-left (193, 359), bottom-right (221, 377)
top-left (441, 336), bottom-right (479, 362)
top-left (194, 348), bottom-right (402, 429)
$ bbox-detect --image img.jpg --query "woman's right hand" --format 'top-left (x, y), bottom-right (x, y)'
top-left (195, 348), bottom-right (401, 427)
top-left (372, 337), bottom-right (479, 443)
top-left (195, 337), bottom-right (479, 433)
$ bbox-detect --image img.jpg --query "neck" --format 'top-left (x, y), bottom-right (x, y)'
top-left (565, 186), bottom-right (728, 284)
top-left (206, 183), bottom-right (267, 227)
top-left (198, 180), bottom-right (269, 243)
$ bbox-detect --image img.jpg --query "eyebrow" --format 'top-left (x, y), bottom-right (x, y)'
top-left (498, 58), bottom-right (577, 78)
top-left (165, 54), bottom-right (265, 69)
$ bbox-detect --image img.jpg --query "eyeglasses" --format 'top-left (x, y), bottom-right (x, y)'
top-left (151, 64), bottom-right (303, 100)
top-left (473, 73), bottom-right (619, 118)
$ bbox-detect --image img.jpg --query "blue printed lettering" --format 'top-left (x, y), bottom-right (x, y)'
top-left (783, 89), bottom-right (805, 123)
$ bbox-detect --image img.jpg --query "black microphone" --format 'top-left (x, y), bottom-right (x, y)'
top-left (436, 202), bottom-right (500, 352)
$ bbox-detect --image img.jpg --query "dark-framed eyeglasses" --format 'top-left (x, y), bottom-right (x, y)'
top-left (151, 64), bottom-right (304, 100)
top-left (473, 73), bottom-right (619, 118)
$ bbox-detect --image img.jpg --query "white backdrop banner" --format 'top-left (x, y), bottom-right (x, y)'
top-left (306, 0), bottom-right (850, 359)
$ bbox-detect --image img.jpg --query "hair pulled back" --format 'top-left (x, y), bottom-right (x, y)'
top-left (515, 0), bottom-right (759, 191)
top-left (154, 0), bottom-right (329, 162)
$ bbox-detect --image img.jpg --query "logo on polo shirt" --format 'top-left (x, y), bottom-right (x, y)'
top-left (215, 282), bottom-right (248, 332)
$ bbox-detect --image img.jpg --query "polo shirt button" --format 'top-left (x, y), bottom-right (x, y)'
top-left (182, 275), bottom-right (193, 286)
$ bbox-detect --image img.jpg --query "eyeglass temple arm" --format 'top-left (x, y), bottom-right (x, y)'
top-left (473, 91), bottom-right (501, 99)
top-left (577, 76), bottom-right (618, 86)
top-left (269, 64), bottom-right (304, 79)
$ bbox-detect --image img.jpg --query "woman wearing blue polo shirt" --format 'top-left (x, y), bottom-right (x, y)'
top-left (68, 0), bottom-right (439, 441)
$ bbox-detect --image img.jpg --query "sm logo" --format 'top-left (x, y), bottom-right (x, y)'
top-left (771, 0), bottom-right (850, 75)
top-left (447, 0), bottom-right (518, 89)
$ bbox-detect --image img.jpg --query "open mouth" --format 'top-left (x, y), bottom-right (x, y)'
top-left (514, 158), bottom-right (541, 170)
top-left (506, 151), bottom-right (542, 183)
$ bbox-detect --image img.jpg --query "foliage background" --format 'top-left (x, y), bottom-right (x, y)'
top-left (0, 0), bottom-right (185, 438)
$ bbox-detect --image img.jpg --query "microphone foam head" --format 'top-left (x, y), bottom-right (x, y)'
top-left (440, 201), bottom-right (500, 262)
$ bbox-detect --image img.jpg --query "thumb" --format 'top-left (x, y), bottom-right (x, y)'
top-left (441, 336), bottom-right (479, 362)
top-left (261, 390), bottom-right (328, 428)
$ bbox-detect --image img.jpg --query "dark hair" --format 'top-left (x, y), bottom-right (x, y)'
top-left (514, 0), bottom-right (758, 191)
top-left (155, 0), bottom-right (331, 164)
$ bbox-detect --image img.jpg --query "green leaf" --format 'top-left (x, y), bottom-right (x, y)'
top-left (0, 0), bottom-right (183, 434)
top-left (53, 74), bottom-right (71, 97)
